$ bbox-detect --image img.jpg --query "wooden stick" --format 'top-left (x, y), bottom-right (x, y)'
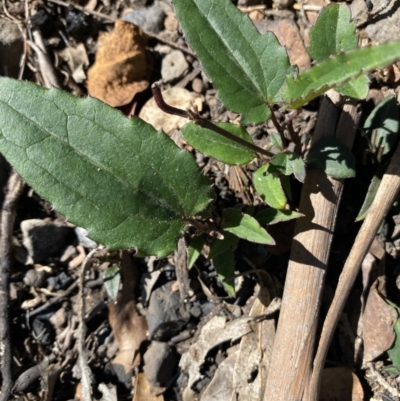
top-left (263, 94), bottom-right (360, 401)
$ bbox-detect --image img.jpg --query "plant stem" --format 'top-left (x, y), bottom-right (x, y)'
top-left (152, 83), bottom-right (274, 158)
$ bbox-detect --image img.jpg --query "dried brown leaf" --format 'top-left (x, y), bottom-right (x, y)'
top-left (58, 43), bottom-right (89, 84)
top-left (134, 373), bottom-right (164, 401)
top-left (139, 87), bottom-right (202, 134)
top-left (200, 351), bottom-right (238, 401)
top-left (232, 284), bottom-right (276, 401)
top-left (319, 367), bottom-right (364, 401)
top-left (87, 20), bottom-right (151, 107)
top-left (179, 316), bottom-right (252, 393)
top-left (363, 280), bottom-right (397, 362)
top-left (108, 252), bottom-right (147, 379)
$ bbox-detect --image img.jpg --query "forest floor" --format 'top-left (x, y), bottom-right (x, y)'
top-left (1, 0), bottom-right (400, 400)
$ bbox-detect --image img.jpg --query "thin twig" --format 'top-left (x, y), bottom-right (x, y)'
top-left (29, 30), bottom-right (61, 88)
top-left (0, 171), bottom-right (25, 401)
top-left (152, 83), bottom-right (274, 158)
top-left (77, 248), bottom-right (98, 401)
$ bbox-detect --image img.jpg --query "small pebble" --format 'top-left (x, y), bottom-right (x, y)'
top-left (192, 77), bottom-right (204, 93)
top-left (122, 6), bottom-right (165, 33)
top-left (164, 12), bottom-right (179, 31)
top-left (161, 50), bottom-right (189, 83)
top-left (23, 269), bottom-right (46, 287)
top-left (143, 341), bottom-right (177, 387)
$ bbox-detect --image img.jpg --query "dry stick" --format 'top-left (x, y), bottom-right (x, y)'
top-left (0, 171), bottom-right (25, 401)
top-left (306, 140), bottom-right (400, 401)
top-left (263, 92), bottom-right (360, 401)
top-left (77, 248), bottom-right (97, 401)
top-left (29, 30), bottom-right (61, 89)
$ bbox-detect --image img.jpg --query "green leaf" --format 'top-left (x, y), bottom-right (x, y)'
top-left (335, 76), bottom-right (369, 99)
top-left (253, 164), bottom-right (287, 209)
top-left (173, 0), bottom-right (295, 124)
top-left (280, 174), bottom-right (292, 201)
top-left (255, 208), bottom-right (304, 225)
top-left (209, 231), bottom-right (239, 259)
top-left (188, 234), bottom-right (206, 268)
top-left (283, 41), bottom-right (400, 109)
top-left (308, 4), bottom-right (368, 100)
top-left (222, 208), bottom-right (275, 245)
top-left (384, 365), bottom-right (400, 375)
top-left (364, 96), bottom-right (400, 157)
top-left (308, 5), bottom-right (358, 61)
top-left (213, 249), bottom-right (235, 296)
top-left (270, 133), bottom-right (284, 151)
top-left (305, 136), bottom-right (356, 178)
top-left (181, 122), bottom-right (255, 165)
top-left (386, 300), bottom-right (400, 371)
top-left (0, 78), bottom-right (214, 257)
top-left (355, 167), bottom-right (384, 222)
top-left (103, 266), bottom-right (121, 301)
top-left (268, 152), bottom-right (306, 183)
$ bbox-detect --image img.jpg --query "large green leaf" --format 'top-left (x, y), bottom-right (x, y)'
top-left (173, 0), bottom-right (294, 124)
top-left (308, 4), bottom-right (368, 100)
top-left (181, 122), bottom-right (255, 165)
top-left (0, 78), bottom-right (214, 257)
top-left (283, 41), bottom-right (400, 109)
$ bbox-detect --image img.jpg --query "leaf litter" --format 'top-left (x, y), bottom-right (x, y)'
top-left (2, 0), bottom-right (400, 400)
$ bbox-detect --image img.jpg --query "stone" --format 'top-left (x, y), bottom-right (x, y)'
top-left (143, 341), bottom-right (177, 387)
top-left (122, 6), bottom-right (165, 33)
top-left (146, 281), bottom-right (191, 341)
top-left (161, 50), bottom-right (189, 83)
top-left (21, 219), bottom-right (76, 263)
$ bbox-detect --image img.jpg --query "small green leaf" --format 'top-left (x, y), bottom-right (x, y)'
top-left (305, 137), bottom-right (356, 178)
top-left (255, 208), bottom-right (304, 225)
top-left (308, 5), bottom-right (358, 62)
top-left (335, 76), bottom-right (369, 99)
top-left (103, 266), bottom-right (121, 301)
top-left (181, 122), bottom-right (255, 165)
top-left (268, 152), bottom-right (306, 183)
top-left (253, 164), bottom-right (287, 209)
top-left (173, 0), bottom-right (295, 124)
top-left (0, 78), bottom-right (214, 257)
top-left (384, 365), bottom-right (400, 375)
top-left (364, 96), bottom-right (400, 157)
top-left (308, 4), bottom-right (369, 100)
top-left (188, 234), bottom-right (206, 268)
top-left (209, 231), bottom-right (239, 259)
top-left (213, 249), bottom-right (235, 296)
top-left (386, 300), bottom-right (400, 371)
top-left (222, 208), bottom-right (275, 245)
top-left (271, 133), bottom-right (284, 151)
top-left (280, 174), bottom-right (292, 201)
top-left (355, 168), bottom-right (384, 222)
top-left (283, 41), bottom-right (400, 109)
